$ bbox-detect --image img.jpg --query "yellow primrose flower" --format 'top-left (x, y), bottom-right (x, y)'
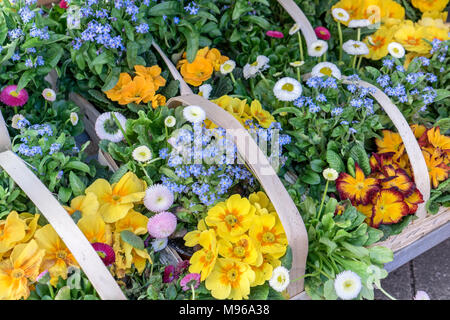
top-left (363, 26), bottom-right (396, 60)
top-left (394, 23), bottom-right (431, 54)
top-left (115, 209), bottom-right (149, 235)
top-left (0, 211), bottom-right (26, 254)
top-left (250, 253), bottom-right (280, 287)
top-left (63, 192), bottom-right (99, 217)
top-left (77, 214), bottom-right (113, 245)
top-left (218, 235), bottom-right (262, 266)
top-left (134, 65), bottom-right (166, 91)
top-left (34, 224), bottom-right (78, 285)
top-left (249, 213), bottom-right (287, 259)
top-left (0, 240), bottom-right (44, 300)
top-left (19, 213), bottom-right (40, 243)
top-left (411, 0), bottom-right (449, 13)
top-left (249, 191), bottom-right (275, 215)
top-left (85, 172), bottom-right (147, 223)
top-left (250, 100), bottom-right (275, 129)
top-left (184, 219), bottom-right (208, 247)
top-left (205, 194), bottom-right (256, 242)
top-left (189, 229), bottom-right (219, 281)
top-left (422, 10), bottom-right (448, 20)
top-left (205, 258), bottom-right (255, 300)
top-left (112, 231), bottom-right (151, 276)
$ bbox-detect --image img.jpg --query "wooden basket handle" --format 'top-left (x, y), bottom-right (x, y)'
top-left (279, 0), bottom-right (431, 218)
top-left (0, 110), bottom-right (126, 300)
top-left (166, 94), bottom-right (309, 298)
top-left (277, 0), bottom-right (318, 47)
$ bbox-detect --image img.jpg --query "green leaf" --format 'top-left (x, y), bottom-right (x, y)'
top-left (341, 241), bottom-right (369, 258)
top-left (280, 246), bottom-right (292, 269)
top-left (55, 286), bottom-right (71, 300)
top-left (120, 230), bottom-right (145, 250)
top-left (368, 246), bottom-right (393, 264)
top-left (71, 210), bottom-right (82, 224)
top-left (249, 283), bottom-right (270, 299)
top-left (148, 1), bottom-right (181, 16)
top-left (65, 161), bottom-right (91, 174)
top-left (324, 198), bottom-right (338, 215)
top-left (300, 169), bottom-right (321, 185)
top-left (323, 279), bottom-right (338, 300)
top-left (321, 212), bottom-right (335, 231)
top-left (16, 71), bottom-right (35, 93)
top-left (101, 67), bottom-right (121, 92)
top-left (434, 89), bottom-right (450, 103)
top-left (267, 287), bottom-right (286, 300)
top-left (349, 144), bottom-right (371, 176)
top-left (272, 107), bottom-right (304, 117)
top-left (241, 15), bottom-right (270, 29)
top-left (69, 172), bottom-right (85, 197)
top-left (126, 42), bottom-right (139, 70)
top-left (310, 159), bottom-right (326, 173)
top-left (58, 187), bottom-right (72, 204)
top-left (326, 150), bottom-right (345, 173)
top-left (180, 26), bottom-right (199, 63)
top-left (232, 0), bottom-right (251, 20)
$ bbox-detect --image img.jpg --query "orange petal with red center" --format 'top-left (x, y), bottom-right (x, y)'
top-left (371, 190), bottom-right (409, 228)
top-left (404, 189), bottom-right (424, 214)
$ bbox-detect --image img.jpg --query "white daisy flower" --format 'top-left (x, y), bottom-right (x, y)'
top-left (289, 23), bottom-right (301, 35)
top-left (290, 61), bottom-right (305, 67)
top-left (42, 88), bottom-right (56, 102)
top-left (308, 40), bottom-right (328, 57)
top-left (273, 77), bottom-right (302, 102)
top-left (151, 237), bottom-right (168, 252)
top-left (70, 112), bottom-right (79, 126)
top-left (132, 145), bottom-right (152, 163)
top-left (95, 112), bottom-right (127, 143)
top-left (183, 105), bottom-right (206, 123)
top-left (144, 184), bottom-right (174, 213)
top-left (199, 84), bottom-right (212, 100)
top-left (311, 62), bottom-right (342, 79)
top-left (269, 266), bottom-right (290, 292)
top-left (220, 60), bottom-right (236, 75)
top-left (164, 115), bottom-right (176, 128)
top-left (332, 8), bottom-right (350, 22)
top-left (387, 42), bottom-right (405, 59)
top-left (243, 55), bottom-right (270, 79)
top-left (348, 19), bottom-right (371, 28)
top-left (342, 40), bottom-right (369, 55)
top-left (323, 168), bottom-right (339, 181)
top-left (334, 270), bottom-right (362, 300)
top-left (414, 291), bottom-right (430, 300)
top-left (11, 114), bottom-right (25, 129)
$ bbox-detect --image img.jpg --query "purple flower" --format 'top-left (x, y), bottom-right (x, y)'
top-left (163, 265), bottom-right (178, 283)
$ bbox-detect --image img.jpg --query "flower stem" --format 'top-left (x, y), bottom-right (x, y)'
top-left (357, 28), bottom-right (361, 42)
top-left (191, 284), bottom-right (196, 300)
top-left (296, 67), bottom-right (301, 82)
top-left (112, 112), bottom-right (132, 147)
top-left (48, 283), bottom-right (55, 299)
top-left (337, 22), bottom-right (343, 61)
top-left (297, 32), bottom-right (304, 61)
top-left (375, 284), bottom-right (397, 300)
top-left (229, 72), bottom-right (236, 84)
top-left (356, 55), bottom-right (363, 71)
top-left (317, 180), bottom-right (329, 221)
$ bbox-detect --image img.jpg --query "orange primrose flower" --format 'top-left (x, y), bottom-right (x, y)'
top-left (336, 163), bottom-right (380, 205)
top-left (371, 189), bottom-right (409, 228)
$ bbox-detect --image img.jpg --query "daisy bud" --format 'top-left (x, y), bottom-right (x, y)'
top-left (42, 88), bottom-right (56, 102)
top-left (147, 211), bottom-right (177, 239)
top-left (164, 115), bottom-right (176, 128)
top-left (269, 266), bottom-right (290, 292)
top-left (70, 112), bottom-right (79, 126)
top-left (132, 145), bottom-right (152, 163)
top-left (334, 270), bottom-right (362, 300)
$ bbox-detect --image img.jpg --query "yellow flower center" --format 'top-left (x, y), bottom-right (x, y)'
top-left (46, 92), bottom-right (53, 97)
top-left (277, 274), bottom-right (285, 284)
top-left (11, 268), bottom-right (24, 279)
top-left (393, 47), bottom-right (399, 53)
top-left (57, 250), bottom-right (67, 260)
top-left (281, 83), bottom-right (294, 92)
top-left (233, 246), bottom-right (246, 257)
top-left (320, 67), bottom-right (333, 76)
top-left (315, 45), bottom-right (323, 52)
top-left (343, 280), bottom-right (353, 289)
top-left (251, 61), bottom-right (259, 67)
top-left (112, 195), bottom-right (121, 201)
top-left (356, 182), bottom-right (364, 190)
top-left (223, 64), bottom-right (232, 71)
top-left (262, 231), bottom-right (275, 243)
top-left (10, 91), bottom-right (19, 97)
top-left (227, 269), bottom-right (238, 281)
top-left (225, 214), bottom-right (238, 226)
top-left (338, 13), bottom-right (344, 17)
top-left (205, 250), bottom-right (214, 261)
top-left (353, 44), bottom-right (360, 48)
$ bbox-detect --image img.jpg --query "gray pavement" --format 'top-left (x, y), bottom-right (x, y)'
top-left (375, 238), bottom-right (450, 300)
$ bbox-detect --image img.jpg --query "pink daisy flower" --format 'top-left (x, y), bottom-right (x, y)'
top-left (0, 85), bottom-right (29, 107)
top-left (180, 273), bottom-right (201, 291)
top-left (92, 242), bottom-right (115, 266)
top-left (147, 211), bottom-right (177, 238)
top-left (315, 26), bottom-right (331, 40)
top-left (59, 0), bottom-right (68, 8)
top-left (266, 30), bottom-right (284, 39)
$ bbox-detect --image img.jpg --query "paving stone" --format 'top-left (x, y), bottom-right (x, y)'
top-left (412, 238), bottom-right (450, 300)
top-left (375, 262), bottom-right (413, 300)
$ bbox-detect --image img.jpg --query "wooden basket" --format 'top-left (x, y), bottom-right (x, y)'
top-left (0, 111), bottom-right (126, 300)
top-left (279, 0), bottom-right (450, 252)
top-left (65, 41), bottom-right (310, 299)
